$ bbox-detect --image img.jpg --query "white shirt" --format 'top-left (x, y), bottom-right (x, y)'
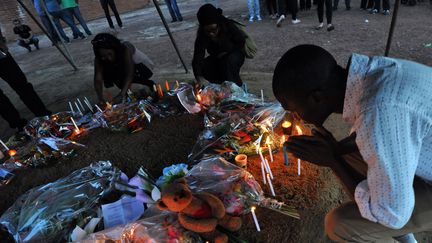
top-left (343, 53), bottom-right (432, 229)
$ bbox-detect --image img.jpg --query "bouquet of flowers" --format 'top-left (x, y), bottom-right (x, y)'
top-left (0, 161), bottom-right (121, 242)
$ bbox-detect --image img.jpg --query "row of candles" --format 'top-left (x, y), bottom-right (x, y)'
top-left (153, 80), bottom-right (180, 98)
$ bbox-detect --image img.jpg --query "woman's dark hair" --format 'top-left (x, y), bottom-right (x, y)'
top-left (91, 33), bottom-right (124, 62)
top-left (197, 4), bottom-right (224, 26)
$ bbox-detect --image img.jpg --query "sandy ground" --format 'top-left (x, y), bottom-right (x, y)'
top-left (0, 0), bottom-right (432, 242)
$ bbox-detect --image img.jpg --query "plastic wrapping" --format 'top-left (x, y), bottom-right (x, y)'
top-left (0, 161), bottom-right (121, 242)
top-left (79, 211), bottom-right (202, 243)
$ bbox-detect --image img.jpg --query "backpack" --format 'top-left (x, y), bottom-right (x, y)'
top-left (231, 20), bottom-right (257, 59)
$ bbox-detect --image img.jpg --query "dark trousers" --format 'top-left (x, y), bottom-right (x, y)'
top-left (277, 0), bottom-right (298, 19)
top-left (201, 51), bottom-right (245, 87)
top-left (103, 63), bottom-right (154, 89)
top-left (317, 0), bottom-right (333, 24)
top-left (373, 0), bottom-right (390, 11)
top-left (0, 53), bottom-right (50, 129)
top-left (266, 0), bottom-right (277, 14)
top-left (360, 0), bottom-right (374, 8)
top-left (17, 37), bottom-right (39, 51)
top-left (50, 10), bottom-right (84, 40)
top-left (100, 0), bottom-right (123, 28)
top-left (300, 0), bottom-right (312, 9)
top-left (333, 0), bottom-right (351, 8)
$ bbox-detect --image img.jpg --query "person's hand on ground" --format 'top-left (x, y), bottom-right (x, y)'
top-left (112, 93), bottom-right (126, 104)
top-left (285, 127), bottom-right (339, 168)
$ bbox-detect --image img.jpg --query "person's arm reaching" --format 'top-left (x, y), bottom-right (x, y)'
top-left (94, 59), bottom-right (105, 103)
top-left (192, 33), bottom-right (207, 85)
top-left (114, 47), bottom-right (134, 104)
top-left (353, 104), bottom-right (427, 229)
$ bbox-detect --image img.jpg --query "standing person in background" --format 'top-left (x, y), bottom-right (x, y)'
top-left (99, 0), bottom-right (123, 29)
top-left (333, 0), bottom-right (351, 10)
top-left (360, 0), bottom-right (374, 10)
top-left (370, 0), bottom-right (390, 15)
top-left (32, 0), bottom-right (61, 44)
top-left (0, 28), bottom-right (51, 134)
top-left (165, 0), bottom-right (183, 22)
top-left (316, 0), bottom-right (334, 31)
top-left (266, 0), bottom-right (278, 18)
top-left (276, 0), bottom-right (301, 27)
top-left (13, 19), bottom-right (40, 52)
top-left (248, 0), bottom-right (262, 22)
top-left (300, 0), bottom-right (312, 11)
top-left (61, 0), bottom-right (93, 36)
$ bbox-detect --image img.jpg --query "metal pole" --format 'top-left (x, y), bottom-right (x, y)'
top-left (17, 0), bottom-right (78, 70)
top-left (152, 0), bottom-right (189, 73)
top-left (384, 0), bottom-right (400, 56)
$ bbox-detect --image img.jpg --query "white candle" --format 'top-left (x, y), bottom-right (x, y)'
top-left (266, 137), bottom-right (274, 163)
top-left (70, 117), bottom-right (79, 132)
top-left (84, 99), bottom-right (94, 113)
top-left (74, 102), bottom-right (82, 116)
top-left (267, 174), bottom-right (276, 197)
top-left (95, 104), bottom-right (103, 113)
top-left (298, 158), bottom-right (301, 176)
top-left (176, 80), bottom-right (180, 89)
top-left (0, 139), bottom-right (10, 151)
top-left (77, 98), bottom-right (85, 111)
top-left (68, 102), bottom-right (75, 114)
top-left (261, 161), bottom-right (266, 185)
top-left (260, 89), bottom-right (264, 104)
top-left (259, 149), bottom-right (273, 179)
top-left (250, 206), bottom-right (261, 232)
top-left (264, 158), bottom-right (274, 180)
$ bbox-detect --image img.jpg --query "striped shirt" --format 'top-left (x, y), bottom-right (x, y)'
top-left (343, 53), bottom-right (432, 229)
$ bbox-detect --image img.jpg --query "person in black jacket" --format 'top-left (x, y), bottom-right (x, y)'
top-left (192, 4), bottom-right (246, 87)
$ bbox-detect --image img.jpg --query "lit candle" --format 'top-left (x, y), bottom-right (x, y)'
top-left (260, 89), bottom-right (264, 105)
top-left (153, 84), bottom-right (157, 93)
top-left (296, 125), bottom-right (303, 176)
top-left (74, 102), bottom-right (82, 116)
top-left (282, 135), bottom-right (289, 166)
top-left (69, 102), bottom-right (75, 114)
top-left (267, 173), bottom-right (276, 197)
top-left (235, 154), bottom-right (248, 169)
top-left (261, 160), bottom-right (267, 185)
top-left (266, 136), bottom-right (274, 162)
top-left (77, 98), bottom-right (85, 111)
top-left (95, 104), bottom-right (103, 113)
top-left (70, 117), bottom-right (80, 134)
top-left (158, 84), bottom-right (164, 97)
top-left (105, 102), bottom-right (112, 110)
top-left (165, 80), bottom-right (170, 91)
top-left (0, 139), bottom-right (10, 151)
top-left (175, 80), bottom-right (180, 89)
top-left (196, 93), bottom-right (203, 111)
top-left (8, 149), bottom-right (17, 157)
top-left (84, 99), bottom-right (94, 113)
top-left (264, 158), bottom-right (274, 180)
top-left (250, 206), bottom-right (261, 232)
top-left (282, 121), bottom-right (292, 135)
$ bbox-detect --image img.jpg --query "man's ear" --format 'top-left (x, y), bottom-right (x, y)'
top-left (156, 200), bottom-right (169, 211)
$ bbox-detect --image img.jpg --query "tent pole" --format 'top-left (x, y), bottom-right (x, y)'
top-left (17, 0), bottom-right (78, 70)
top-left (384, 0), bottom-right (401, 57)
top-left (151, 0), bottom-right (189, 73)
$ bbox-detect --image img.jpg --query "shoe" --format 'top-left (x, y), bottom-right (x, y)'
top-left (276, 14), bottom-right (285, 27)
top-left (79, 35), bottom-right (86, 40)
top-left (370, 9), bottom-right (379, 14)
top-left (383, 10), bottom-right (390, 15)
top-left (316, 22), bottom-right (324, 30)
top-left (292, 19), bottom-right (301, 24)
top-left (327, 24), bottom-right (335, 31)
top-left (257, 15), bottom-right (262, 21)
top-left (249, 16), bottom-right (254, 22)
top-left (271, 14), bottom-right (278, 19)
top-left (86, 32), bottom-right (93, 36)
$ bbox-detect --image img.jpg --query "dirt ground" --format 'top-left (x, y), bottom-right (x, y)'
top-left (0, 0), bottom-right (432, 242)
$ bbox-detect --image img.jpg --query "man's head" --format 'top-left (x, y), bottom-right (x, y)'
top-left (13, 19), bottom-right (21, 26)
top-left (272, 45), bottom-right (347, 126)
top-left (197, 4), bottom-right (223, 39)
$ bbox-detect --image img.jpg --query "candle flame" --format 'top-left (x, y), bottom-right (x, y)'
top-left (260, 125), bottom-right (269, 133)
top-left (105, 102), bottom-right (112, 110)
top-left (281, 135), bottom-right (286, 143)
top-left (266, 120), bottom-right (272, 128)
top-left (196, 94), bottom-right (202, 102)
top-left (295, 125), bottom-right (303, 135)
top-left (8, 149), bottom-right (17, 157)
top-left (176, 80), bottom-right (180, 88)
top-left (266, 136), bottom-right (272, 145)
top-left (165, 80), bottom-right (170, 91)
top-left (282, 121), bottom-right (292, 128)
top-left (251, 206), bottom-right (256, 211)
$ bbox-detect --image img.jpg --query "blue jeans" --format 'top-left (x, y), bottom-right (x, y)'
top-left (164, 0), bottom-right (183, 21)
top-left (39, 14), bottom-right (61, 42)
top-left (247, 0), bottom-right (261, 18)
top-left (50, 10), bottom-right (84, 41)
top-left (66, 7), bottom-right (92, 35)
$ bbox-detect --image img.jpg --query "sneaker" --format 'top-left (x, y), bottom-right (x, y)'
top-left (316, 22), bottom-right (324, 30)
top-left (271, 14), bottom-right (278, 19)
top-left (292, 19), bottom-right (301, 24)
top-left (327, 24), bottom-right (335, 31)
top-left (276, 14), bottom-right (285, 27)
top-left (249, 16), bottom-right (254, 22)
top-left (370, 9), bottom-right (379, 14)
top-left (256, 15), bottom-right (262, 21)
top-left (383, 10), bottom-right (390, 15)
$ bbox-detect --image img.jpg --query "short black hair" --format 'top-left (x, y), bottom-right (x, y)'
top-left (272, 44), bottom-right (339, 104)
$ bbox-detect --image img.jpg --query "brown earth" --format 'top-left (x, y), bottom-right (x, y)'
top-left (1, 0), bottom-right (432, 242)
